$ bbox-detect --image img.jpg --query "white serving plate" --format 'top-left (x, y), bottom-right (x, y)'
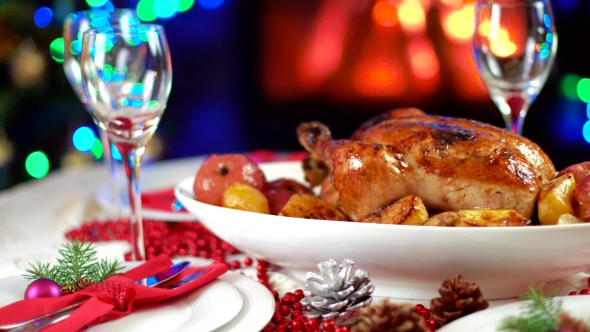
top-left (438, 295), bottom-right (590, 332)
top-left (175, 161), bottom-right (590, 300)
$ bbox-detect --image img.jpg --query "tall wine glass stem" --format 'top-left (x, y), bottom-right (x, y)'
top-left (98, 128), bottom-right (121, 215)
top-left (492, 90), bottom-right (531, 136)
top-left (117, 143), bottom-right (145, 261)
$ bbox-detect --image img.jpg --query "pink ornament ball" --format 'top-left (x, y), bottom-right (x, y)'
top-left (24, 278), bottom-right (62, 299)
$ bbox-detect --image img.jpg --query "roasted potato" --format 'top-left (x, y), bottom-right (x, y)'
top-left (222, 182), bottom-right (270, 214)
top-left (424, 211), bottom-right (459, 227)
top-left (537, 173), bottom-right (576, 225)
top-left (278, 193), bottom-right (348, 221)
top-left (556, 213), bottom-right (584, 225)
top-left (359, 195), bottom-right (428, 225)
top-left (455, 210), bottom-right (529, 227)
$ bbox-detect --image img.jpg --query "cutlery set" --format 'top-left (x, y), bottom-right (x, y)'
top-left (0, 261), bottom-right (210, 331)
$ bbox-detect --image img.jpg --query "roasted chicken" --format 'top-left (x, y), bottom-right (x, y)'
top-left (297, 109), bottom-right (555, 221)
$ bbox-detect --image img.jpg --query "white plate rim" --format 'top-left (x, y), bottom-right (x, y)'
top-left (0, 275), bottom-right (243, 332)
top-left (438, 295), bottom-right (590, 332)
top-left (214, 271), bottom-right (275, 332)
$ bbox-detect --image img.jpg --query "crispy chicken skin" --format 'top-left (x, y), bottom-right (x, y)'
top-left (297, 109), bottom-right (556, 221)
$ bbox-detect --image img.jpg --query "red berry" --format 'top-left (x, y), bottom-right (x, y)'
top-left (279, 305), bottom-right (291, 316)
top-left (322, 320), bottom-right (335, 331)
top-left (262, 324), bottom-right (275, 332)
top-left (427, 318), bottom-right (439, 329)
top-left (294, 289), bottom-right (304, 298)
top-left (414, 304), bottom-right (425, 311)
top-left (308, 318), bottom-right (320, 329)
top-left (419, 308), bottom-right (431, 319)
top-left (230, 260), bottom-right (240, 269)
top-left (271, 290), bottom-right (279, 301)
top-left (292, 320), bottom-right (303, 330)
top-left (569, 291), bottom-right (580, 296)
top-left (580, 289), bottom-right (590, 295)
top-left (292, 302), bottom-right (303, 311)
top-left (244, 257), bottom-right (253, 266)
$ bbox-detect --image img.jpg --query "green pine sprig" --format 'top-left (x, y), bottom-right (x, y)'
top-left (499, 286), bottom-right (562, 332)
top-left (23, 239), bottom-right (124, 289)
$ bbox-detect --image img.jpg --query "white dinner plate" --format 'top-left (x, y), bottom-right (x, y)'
top-left (214, 271), bottom-right (275, 332)
top-left (96, 156), bottom-right (204, 221)
top-left (438, 295), bottom-right (590, 332)
top-left (0, 273), bottom-right (243, 332)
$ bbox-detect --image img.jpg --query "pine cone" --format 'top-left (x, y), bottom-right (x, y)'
top-left (300, 259), bottom-right (374, 325)
top-left (353, 300), bottom-right (427, 332)
top-left (76, 276), bottom-right (95, 291)
top-left (430, 274), bottom-right (489, 326)
top-left (557, 311), bottom-right (589, 332)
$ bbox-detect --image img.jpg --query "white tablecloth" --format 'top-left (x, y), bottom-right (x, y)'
top-left (1, 156), bottom-right (588, 308)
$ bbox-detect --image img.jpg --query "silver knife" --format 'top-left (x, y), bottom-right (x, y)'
top-left (0, 261), bottom-right (191, 331)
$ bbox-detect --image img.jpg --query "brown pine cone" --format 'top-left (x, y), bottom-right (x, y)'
top-left (353, 300), bottom-right (427, 332)
top-left (558, 311), bottom-right (589, 332)
top-left (76, 276), bottom-right (95, 291)
top-left (430, 274), bottom-right (489, 326)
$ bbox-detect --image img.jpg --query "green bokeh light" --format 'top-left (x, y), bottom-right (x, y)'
top-left (25, 151), bottom-right (50, 179)
top-left (137, 0), bottom-right (157, 22)
top-left (578, 78), bottom-right (590, 103)
top-left (178, 0), bottom-right (195, 12)
top-left (49, 38), bottom-right (65, 63)
top-left (86, 0), bottom-right (108, 7)
top-left (561, 74), bottom-right (581, 100)
top-left (91, 138), bottom-right (103, 159)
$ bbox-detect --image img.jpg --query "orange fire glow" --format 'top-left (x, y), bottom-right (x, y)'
top-left (442, 4), bottom-right (475, 43)
top-left (353, 58), bottom-right (408, 97)
top-left (372, 1), bottom-right (399, 27)
top-left (408, 39), bottom-right (439, 80)
top-left (398, 0), bottom-right (426, 34)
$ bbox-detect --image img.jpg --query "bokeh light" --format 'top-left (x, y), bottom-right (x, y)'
top-left (34, 7), bottom-right (53, 28)
top-left (398, 0), bottom-right (426, 33)
top-left (153, 0), bottom-right (179, 19)
top-left (86, 0), bottom-right (109, 7)
top-left (25, 151), bottom-right (50, 179)
top-left (443, 4), bottom-right (474, 42)
top-left (561, 74), bottom-right (581, 99)
top-left (178, 0), bottom-right (196, 12)
top-left (577, 78), bottom-right (590, 103)
top-left (90, 138), bottom-right (103, 159)
top-left (372, 1), bottom-right (399, 28)
top-left (583, 121), bottom-right (590, 144)
top-left (73, 126), bottom-right (96, 152)
top-left (111, 143), bottom-right (122, 161)
top-left (198, 0), bottom-right (224, 10)
top-left (137, 0), bottom-right (157, 22)
top-left (49, 38), bottom-right (65, 63)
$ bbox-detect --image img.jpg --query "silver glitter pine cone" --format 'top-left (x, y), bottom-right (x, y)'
top-left (300, 259), bottom-right (374, 325)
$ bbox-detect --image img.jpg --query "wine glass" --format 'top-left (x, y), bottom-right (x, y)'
top-left (80, 24), bottom-right (173, 260)
top-left (63, 9), bottom-right (140, 213)
top-left (472, 0), bottom-right (558, 135)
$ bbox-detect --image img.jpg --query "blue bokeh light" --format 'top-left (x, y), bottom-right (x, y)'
top-left (153, 0), bottom-right (179, 19)
top-left (586, 103), bottom-right (590, 120)
top-left (73, 127), bottom-right (96, 152)
top-left (583, 121), bottom-right (590, 144)
top-left (198, 0), bottom-right (224, 9)
top-left (111, 143), bottom-right (122, 161)
top-left (543, 14), bottom-right (551, 28)
top-left (34, 7), bottom-right (53, 28)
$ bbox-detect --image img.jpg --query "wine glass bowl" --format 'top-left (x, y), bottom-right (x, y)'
top-left (472, 0), bottom-right (558, 135)
top-left (63, 9), bottom-right (140, 213)
top-left (81, 24), bottom-right (173, 260)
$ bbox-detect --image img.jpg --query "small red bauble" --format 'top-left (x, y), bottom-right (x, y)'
top-left (414, 303), bottom-right (425, 312)
top-left (243, 257), bottom-right (253, 266)
top-left (569, 291), bottom-right (580, 296)
top-left (279, 305), bottom-right (291, 316)
top-left (419, 308), bottom-right (431, 319)
top-left (580, 289), bottom-right (590, 295)
top-left (322, 320), bottom-right (335, 331)
top-left (307, 318), bottom-right (320, 329)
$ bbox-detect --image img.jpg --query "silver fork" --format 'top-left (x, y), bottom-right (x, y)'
top-left (1, 266), bottom-right (212, 332)
top-left (167, 267), bottom-right (211, 289)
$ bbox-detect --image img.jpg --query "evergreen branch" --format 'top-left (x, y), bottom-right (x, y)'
top-left (499, 286), bottom-right (561, 332)
top-left (23, 261), bottom-right (60, 281)
top-left (55, 239), bottom-right (97, 283)
top-left (91, 257), bottom-right (124, 282)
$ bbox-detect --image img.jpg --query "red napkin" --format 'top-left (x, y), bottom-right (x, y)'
top-left (141, 188), bottom-right (184, 212)
top-left (0, 255), bottom-right (228, 331)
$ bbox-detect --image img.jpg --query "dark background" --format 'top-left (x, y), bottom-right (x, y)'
top-left (0, 0), bottom-right (589, 190)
